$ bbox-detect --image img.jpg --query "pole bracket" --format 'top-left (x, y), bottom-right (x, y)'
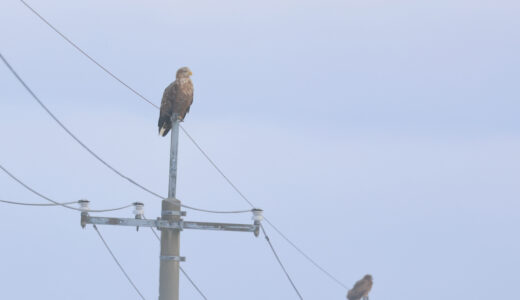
top-left (160, 255), bottom-right (186, 262)
top-left (162, 210), bottom-right (186, 217)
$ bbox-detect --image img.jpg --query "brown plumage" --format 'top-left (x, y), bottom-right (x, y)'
top-left (347, 275), bottom-right (373, 300)
top-left (158, 67), bottom-right (194, 136)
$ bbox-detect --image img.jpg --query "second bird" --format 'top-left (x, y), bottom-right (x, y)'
top-left (347, 274), bottom-right (373, 300)
top-left (158, 67), bottom-right (194, 136)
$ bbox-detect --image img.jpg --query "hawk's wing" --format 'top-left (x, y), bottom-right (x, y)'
top-left (158, 81), bottom-right (177, 136)
top-left (185, 91), bottom-right (193, 114)
top-left (175, 79), bottom-right (193, 120)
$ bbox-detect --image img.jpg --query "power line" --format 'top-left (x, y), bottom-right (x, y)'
top-left (183, 127), bottom-right (350, 289)
top-left (0, 55), bottom-right (223, 297)
top-left (18, 0), bottom-right (159, 110)
top-left (260, 224), bottom-right (304, 300)
top-left (93, 224), bottom-right (147, 300)
top-left (15, 2), bottom-right (348, 289)
top-left (0, 52), bottom-right (250, 215)
top-left (178, 127), bottom-right (255, 208)
top-left (181, 128), bottom-right (349, 288)
top-left (181, 203), bottom-right (252, 214)
top-left (1, 194), bottom-right (147, 299)
top-left (263, 218), bottom-right (349, 289)
top-left (0, 199), bottom-right (77, 206)
top-left (0, 52), bottom-right (165, 200)
top-left (179, 267), bottom-right (208, 300)
top-left (0, 194), bottom-right (206, 299)
top-left (0, 188), bottom-right (206, 299)
top-left (0, 163), bottom-right (133, 213)
top-left (182, 126), bottom-right (350, 289)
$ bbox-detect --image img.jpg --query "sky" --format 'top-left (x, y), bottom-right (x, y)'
top-left (0, 0), bottom-right (519, 299)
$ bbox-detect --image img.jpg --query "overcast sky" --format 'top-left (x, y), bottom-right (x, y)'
top-left (1, 0), bottom-right (519, 299)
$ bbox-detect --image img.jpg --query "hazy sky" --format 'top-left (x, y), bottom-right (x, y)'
top-left (1, 0), bottom-right (519, 299)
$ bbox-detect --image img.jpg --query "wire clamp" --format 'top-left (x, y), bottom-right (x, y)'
top-left (160, 255), bottom-right (186, 262)
top-left (162, 210), bottom-right (186, 216)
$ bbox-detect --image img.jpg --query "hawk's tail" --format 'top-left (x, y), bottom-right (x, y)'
top-left (158, 116), bottom-right (172, 137)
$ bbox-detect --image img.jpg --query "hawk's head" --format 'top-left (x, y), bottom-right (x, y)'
top-left (363, 275), bottom-right (373, 281)
top-left (176, 67), bottom-right (193, 79)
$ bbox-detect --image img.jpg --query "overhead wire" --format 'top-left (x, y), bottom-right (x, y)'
top-left (0, 176), bottom-right (207, 299)
top-left (15, 0), bottom-right (349, 290)
top-left (0, 163), bottom-right (133, 213)
top-left (179, 266), bottom-right (208, 300)
top-left (263, 218), bottom-right (349, 289)
top-left (1, 48), bottom-right (218, 297)
top-left (0, 199), bottom-right (78, 206)
top-left (260, 224), bottom-right (304, 299)
top-left (181, 204), bottom-right (252, 214)
top-left (18, 0), bottom-right (159, 110)
top-left (0, 52), bottom-right (165, 200)
top-left (0, 52), bottom-right (249, 215)
top-left (93, 224), bottom-right (147, 300)
top-left (0, 166), bottom-right (146, 298)
top-left (182, 127), bottom-right (350, 289)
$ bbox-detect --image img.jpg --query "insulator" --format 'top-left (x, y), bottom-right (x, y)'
top-left (252, 208), bottom-right (264, 222)
top-left (133, 202), bottom-right (145, 219)
top-left (78, 199), bottom-right (90, 211)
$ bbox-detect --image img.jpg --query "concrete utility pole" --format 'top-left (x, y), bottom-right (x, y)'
top-left (80, 115), bottom-right (263, 300)
top-left (159, 114), bottom-right (181, 300)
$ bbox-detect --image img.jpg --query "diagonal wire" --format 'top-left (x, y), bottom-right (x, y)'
top-left (146, 217), bottom-right (209, 300)
top-left (93, 224), bottom-right (147, 300)
top-left (0, 199), bottom-right (78, 206)
top-left (0, 52), bottom-right (249, 215)
top-left (18, 0), bottom-right (159, 110)
top-left (263, 218), bottom-right (349, 289)
top-left (182, 127), bottom-right (348, 288)
top-left (182, 127), bottom-right (350, 289)
top-left (260, 224), bottom-right (304, 300)
top-left (0, 163), bottom-right (133, 213)
top-left (179, 267), bottom-right (208, 300)
top-left (182, 127), bottom-right (349, 289)
top-left (0, 171), bottom-right (205, 300)
top-left (0, 52), bottom-right (165, 200)
top-left (178, 127), bottom-right (255, 208)
top-left (16, 1), bottom-right (348, 289)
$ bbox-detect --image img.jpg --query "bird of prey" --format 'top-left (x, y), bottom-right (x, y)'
top-left (158, 67), bottom-right (194, 136)
top-left (347, 274), bottom-right (373, 300)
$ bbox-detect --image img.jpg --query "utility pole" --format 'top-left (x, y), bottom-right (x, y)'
top-left (80, 114), bottom-right (263, 300)
top-left (159, 114), bottom-right (181, 300)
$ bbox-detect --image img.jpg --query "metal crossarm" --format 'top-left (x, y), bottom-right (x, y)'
top-left (183, 221), bottom-right (257, 232)
top-left (81, 214), bottom-right (259, 234)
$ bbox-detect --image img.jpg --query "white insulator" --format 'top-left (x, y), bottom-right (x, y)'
top-left (78, 199), bottom-right (90, 211)
top-left (133, 202), bottom-right (145, 218)
top-left (252, 208), bottom-right (264, 222)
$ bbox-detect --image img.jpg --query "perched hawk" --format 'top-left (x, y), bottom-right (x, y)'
top-left (347, 274), bottom-right (373, 300)
top-left (158, 67), bottom-right (194, 136)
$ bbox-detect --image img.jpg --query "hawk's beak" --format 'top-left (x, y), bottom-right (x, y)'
top-left (189, 71), bottom-right (193, 76)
